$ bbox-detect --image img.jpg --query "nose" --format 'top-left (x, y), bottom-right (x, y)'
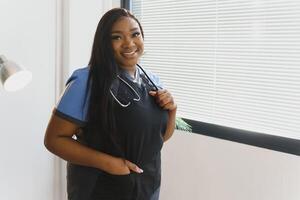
top-left (122, 36), bottom-right (134, 48)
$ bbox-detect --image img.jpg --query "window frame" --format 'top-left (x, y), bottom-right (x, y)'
top-left (121, 0), bottom-right (300, 156)
top-left (121, 0), bottom-right (131, 10)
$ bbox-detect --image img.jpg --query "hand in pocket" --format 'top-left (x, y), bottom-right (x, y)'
top-left (106, 157), bottom-right (143, 175)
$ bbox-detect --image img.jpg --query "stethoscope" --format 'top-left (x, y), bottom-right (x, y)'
top-left (110, 64), bottom-right (159, 108)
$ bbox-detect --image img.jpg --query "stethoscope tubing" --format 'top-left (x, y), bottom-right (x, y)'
top-left (110, 64), bottom-right (159, 107)
top-left (136, 64), bottom-right (159, 91)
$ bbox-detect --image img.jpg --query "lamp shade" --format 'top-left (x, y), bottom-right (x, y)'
top-left (0, 55), bottom-right (32, 91)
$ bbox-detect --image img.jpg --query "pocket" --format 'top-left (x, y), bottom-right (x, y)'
top-left (101, 172), bottom-right (133, 186)
top-left (102, 171), bottom-right (132, 178)
top-left (67, 163), bottom-right (100, 200)
top-left (94, 172), bottom-right (135, 198)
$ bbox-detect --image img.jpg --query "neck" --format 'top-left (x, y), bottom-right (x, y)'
top-left (120, 65), bottom-right (136, 78)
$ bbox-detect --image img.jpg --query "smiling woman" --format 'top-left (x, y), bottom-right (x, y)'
top-left (44, 8), bottom-right (177, 200)
top-left (111, 17), bottom-right (144, 76)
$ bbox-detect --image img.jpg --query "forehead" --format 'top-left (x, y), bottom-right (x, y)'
top-left (111, 17), bottom-right (140, 32)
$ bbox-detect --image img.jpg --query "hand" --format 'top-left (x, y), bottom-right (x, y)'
top-left (149, 89), bottom-right (177, 111)
top-left (106, 157), bottom-right (143, 175)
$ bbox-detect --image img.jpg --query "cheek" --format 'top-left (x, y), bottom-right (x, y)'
top-left (140, 43), bottom-right (144, 51)
top-left (111, 44), bottom-right (121, 58)
top-left (138, 40), bottom-right (144, 53)
top-left (111, 41), bottom-right (120, 52)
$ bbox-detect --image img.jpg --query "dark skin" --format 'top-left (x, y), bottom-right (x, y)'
top-left (45, 113), bottom-right (142, 175)
top-left (44, 16), bottom-right (176, 175)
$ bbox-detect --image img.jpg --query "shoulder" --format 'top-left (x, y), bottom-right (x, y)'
top-left (66, 66), bottom-right (90, 86)
top-left (60, 66), bottom-right (90, 104)
top-left (54, 66), bottom-right (90, 126)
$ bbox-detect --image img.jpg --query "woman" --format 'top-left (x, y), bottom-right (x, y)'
top-left (44, 8), bottom-right (176, 200)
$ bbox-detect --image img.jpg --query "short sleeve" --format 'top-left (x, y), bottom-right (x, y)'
top-left (54, 67), bottom-right (90, 126)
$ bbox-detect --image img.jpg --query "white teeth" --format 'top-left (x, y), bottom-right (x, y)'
top-left (122, 50), bottom-right (137, 58)
top-left (123, 51), bottom-right (135, 55)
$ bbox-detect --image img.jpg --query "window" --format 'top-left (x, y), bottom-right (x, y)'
top-left (130, 0), bottom-right (300, 142)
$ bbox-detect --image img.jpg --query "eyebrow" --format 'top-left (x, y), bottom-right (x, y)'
top-left (111, 28), bottom-right (139, 34)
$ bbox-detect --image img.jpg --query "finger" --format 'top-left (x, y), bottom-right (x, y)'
top-left (149, 91), bottom-right (157, 96)
top-left (157, 95), bottom-right (170, 106)
top-left (157, 92), bottom-right (171, 103)
top-left (157, 93), bottom-right (172, 105)
top-left (160, 97), bottom-right (173, 108)
top-left (156, 89), bottom-right (167, 96)
top-left (125, 160), bottom-right (143, 173)
top-left (162, 102), bottom-right (177, 110)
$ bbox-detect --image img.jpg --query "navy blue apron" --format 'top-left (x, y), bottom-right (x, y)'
top-left (67, 68), bottom-right (168, 200)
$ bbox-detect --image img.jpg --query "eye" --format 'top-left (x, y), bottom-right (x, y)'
top-left (132, 32), bottom-right (141, 37)
top-left (111, 35), bottom-right (122, 40)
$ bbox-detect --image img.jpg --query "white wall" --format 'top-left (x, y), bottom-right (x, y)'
top-left (68, 0), bottom-right (116, 75)
top-left (0, 0), bottom-right (56, 200)
top-left (0, 1), bottom-right (114, 199)
top-left (161, 131), bottom-right (300, 200)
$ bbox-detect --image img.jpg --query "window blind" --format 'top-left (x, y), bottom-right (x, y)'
top-left (132, 0), bottom-right (300, 139)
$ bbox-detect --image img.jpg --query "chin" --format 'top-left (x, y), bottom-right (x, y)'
top-left (120, 61), bottom-right (138, 68)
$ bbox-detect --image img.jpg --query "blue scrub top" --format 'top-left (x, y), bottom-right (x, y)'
top-left (55, 66), bottom-right (163, 126)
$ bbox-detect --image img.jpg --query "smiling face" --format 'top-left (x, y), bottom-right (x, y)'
top-left (111, 17), bottom-right (144, 71)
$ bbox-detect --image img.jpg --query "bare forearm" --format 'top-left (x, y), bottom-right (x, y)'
top-left (44, 113), bottom-right (144, 175)
top-left (163, 108), bottom-right (177, 142)
top-left (45, 136), bottom-right (114, 171)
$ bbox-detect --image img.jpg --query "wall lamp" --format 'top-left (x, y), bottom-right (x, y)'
top-left (0, 55), bottom-right (32, 91)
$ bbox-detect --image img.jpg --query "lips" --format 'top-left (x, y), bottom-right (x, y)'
top-left (121, 49), bottom-right (138, 59)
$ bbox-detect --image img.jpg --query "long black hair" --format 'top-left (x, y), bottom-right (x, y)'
top-left (85, 8), bottom-right (144, 156)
